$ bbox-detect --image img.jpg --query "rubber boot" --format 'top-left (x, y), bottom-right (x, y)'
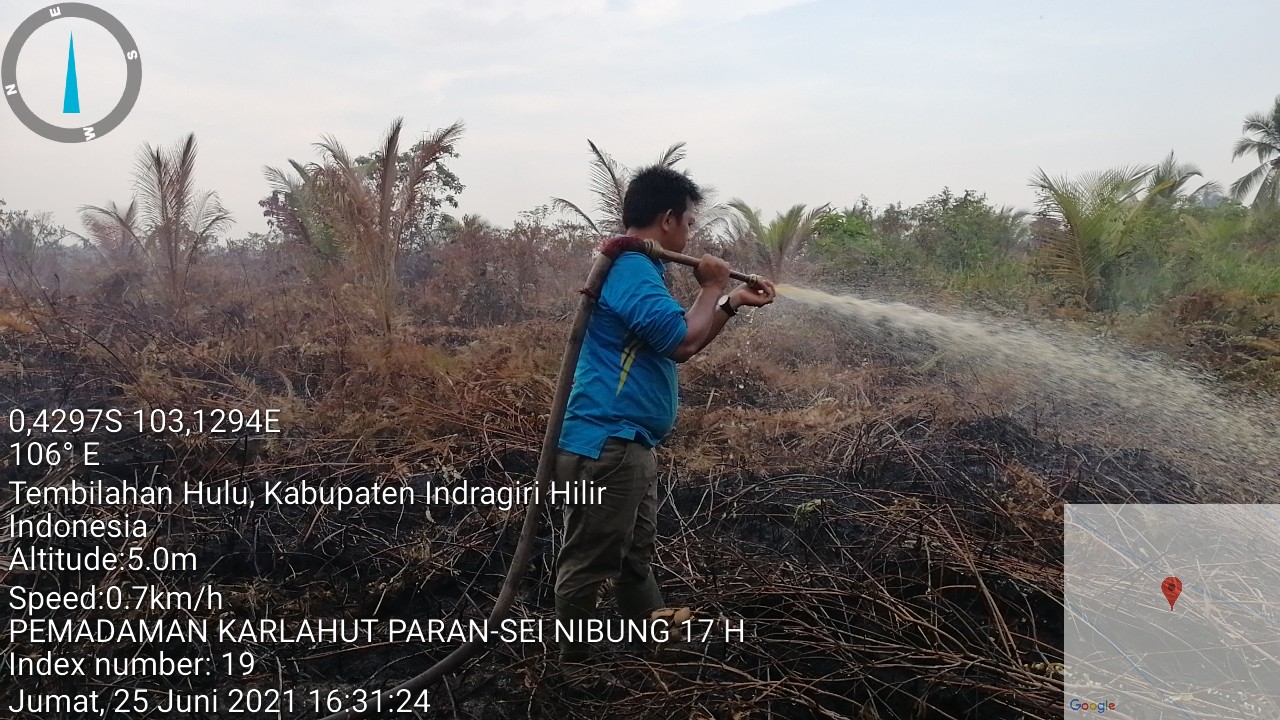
top-left (613, 574), bottom-right (663, 620)
top-left (554, 592), bottom-right (599, 664)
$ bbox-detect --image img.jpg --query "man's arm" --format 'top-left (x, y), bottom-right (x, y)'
top-left (602, 254), bottom-right (695, 361)
top-left (670, 258), bottom-right (778, 363)
top-left (606, 252), bottom-right (775, 364)
top-left (670, 254), bottom-right (732, 362)
top-left (669, 286), bottom-right (732, 362)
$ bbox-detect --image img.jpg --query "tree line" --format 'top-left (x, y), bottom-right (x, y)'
top-left (3, 96), bottom-right (1277, 323)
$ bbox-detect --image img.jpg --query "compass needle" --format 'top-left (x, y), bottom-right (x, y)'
top-left (63, 33), bottom-right (80, 114)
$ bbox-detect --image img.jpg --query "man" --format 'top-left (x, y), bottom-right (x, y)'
top-left (553, 164), bottom-right (777, 664)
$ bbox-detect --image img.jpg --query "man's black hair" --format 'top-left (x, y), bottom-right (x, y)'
top-left (622, 165), bottom-right (703, 229)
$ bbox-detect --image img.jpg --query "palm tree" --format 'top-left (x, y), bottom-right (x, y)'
top-left (723, 201), bottom-right (831, 283)
top-left (996, 205), bottom-right (1031, 247)
top-left (81, 133), bottom-right (232, 310)
top-left (1229, 95), bottom-right (1280, 210)
top-left (262, 159), bottom-right (340, 261)
top-left (136, 135), bottom-right (233, 309)
top-left (1147, 151), bottom-right (1220, 202)
top-left (1030, 165), bottom-right (1158, 309)
top-left (78, 200), bottom-right (140, 264)
top-left (551, 140), bottom-right (730, 243)
top-left (265, 118), bottom-right (465, 334)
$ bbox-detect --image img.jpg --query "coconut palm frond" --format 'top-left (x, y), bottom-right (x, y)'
top-left (190, 190), bottom-right (233, 240)
top-left (1032, 169), bottom-right (1103, 306)
top-left (1239, 109), bottom-right (1280, 142)
top-left (315, 133), bottom-right (356, 172)
top-left (264, 165), bottom-right (301, 195)
top-left (290, 159), bottom-right (316, 179)
top-left (79, 200), bottom-right (142, 260)
top-left (313, 135), bottom-right (376, 237)
top-left (1253, 166), bottom-right (1280, 210)
top-left (724, 200), bottom-right (828, 282)
top-left (181, 189), bottom-right (230, 283)
top-left (1231, 137), bottom-right (1275, 164)
top-left (309, 135), bottom-right (379, 256)
top-left (397, 120), bottom-right (466, 244)
top-left (550, 197), bottom-right (601, 235)
top-left (723, 199), bottom-right (765, 267)
top-left (654, 142), bottom-right (687, 168)
top-left (398, 122), bottom-right (464, 200)
top-left (1147, 151), bottom-right (1205, 200)
top-left (133, 143), bottom-right (167, 249)
top-left (726, 199), bottom-right (765, 237)
top-left (585, 140), bottom-right (630, 234)
top-left (79, 200), bottom-right (138, 234)
top-left (996, 206), bottom-right (1029, 223)
top-left (1031, 165), bottom-right (1153, 308)
top-left (766, 206), bottom-right (805, 272)
top-left (552, 139), bottom-right (702, 235)
top-left (692, 202), bottom-right (735, 247)
top-left (786, 203), bottom-right (833, 275)
top-left (693, 214), bottom-right (733, 248)
top-left (170, 133), bottom-right (199, 235)
top-left (1187, 180), bottom-right (1224, 204)
top-left (377, 117), bottom-right (403, 234)
top-left (1229, 97), bottom-right (1280, 209)
top-left (263, 161), bottom-right (332, 255)
top-left (1230, 162), bottom-right (1271, 204)
top-left (990, 206), bottom-right (1031, 252)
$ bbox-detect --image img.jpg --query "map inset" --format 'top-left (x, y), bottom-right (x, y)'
top-left (1065, 504), bottom-right (1280, 719)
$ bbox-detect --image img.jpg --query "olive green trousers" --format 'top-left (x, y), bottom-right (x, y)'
top-left (553, 437), bottom-right (664, 662)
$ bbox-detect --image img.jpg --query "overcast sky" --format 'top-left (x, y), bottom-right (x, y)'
top-left (1, 0), bottom-right (1276, 237)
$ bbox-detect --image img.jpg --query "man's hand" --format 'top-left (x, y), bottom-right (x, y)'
top-left (730, 278), bottom-right (777, 308)
top-left (693, 254), bottom-right (731, 290)
top-left (672, 271), bottom-right (774, 363)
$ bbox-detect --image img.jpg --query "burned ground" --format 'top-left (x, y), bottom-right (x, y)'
top-left (1, 296), bottom-right (1270, 720)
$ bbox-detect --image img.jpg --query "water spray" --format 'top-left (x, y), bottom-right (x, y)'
top-left (316, 236), bottom-right (769, 720)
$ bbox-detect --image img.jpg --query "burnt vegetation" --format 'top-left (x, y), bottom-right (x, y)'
top-left (1, 112), bottom-right (1278, 719)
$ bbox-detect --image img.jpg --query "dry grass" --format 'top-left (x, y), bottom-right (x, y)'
top-left (1, 259), bottom-right (1253, 720)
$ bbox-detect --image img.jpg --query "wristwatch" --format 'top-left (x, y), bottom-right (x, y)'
top-left (717, 294), bottom-right (737, 317)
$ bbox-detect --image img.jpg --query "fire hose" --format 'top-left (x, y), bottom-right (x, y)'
top-left (316, 236), bottom-right (764, 720)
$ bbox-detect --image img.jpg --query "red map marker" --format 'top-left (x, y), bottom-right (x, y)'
top-left (1162, 576), bottom-right (1182, 611)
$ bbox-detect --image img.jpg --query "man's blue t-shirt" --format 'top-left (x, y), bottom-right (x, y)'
top-left (558, 251), bottom-right (688, 459)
